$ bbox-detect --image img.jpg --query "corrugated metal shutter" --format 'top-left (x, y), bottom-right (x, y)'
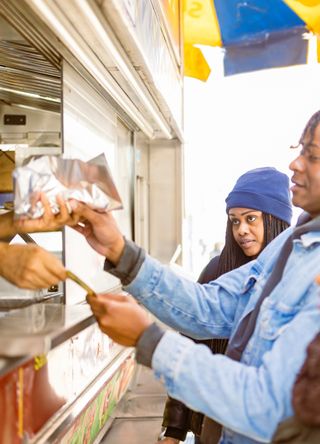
top-left (0, 0), bottom-right (61, 112)
top-left (0, 0), bottom-right (61, 68)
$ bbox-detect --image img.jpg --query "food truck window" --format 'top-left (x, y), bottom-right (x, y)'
top-left (0, 16), bottom-right (63, 310)
top-left (63, 61), bottom-right (133, 304)
top-left (114, 119), bottom-right (134, 241)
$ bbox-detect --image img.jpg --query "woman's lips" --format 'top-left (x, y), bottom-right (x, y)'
top-left (239, 239), bottom-right (254, 248)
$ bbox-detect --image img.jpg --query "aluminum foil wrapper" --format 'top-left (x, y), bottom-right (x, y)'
top-left (13, 154), bottom-right (123, 219)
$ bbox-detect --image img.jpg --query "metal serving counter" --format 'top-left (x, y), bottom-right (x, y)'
top-left (0, 303), bottom-right (95, 363)
top-left (0, 301), bottom-right (136, 443)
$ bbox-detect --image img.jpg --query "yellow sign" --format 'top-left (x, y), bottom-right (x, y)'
top-left (34, 354), bottom-right (47, 371)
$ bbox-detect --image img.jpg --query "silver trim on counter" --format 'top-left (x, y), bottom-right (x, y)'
top-left (30, 347), bottom-right (134, 444)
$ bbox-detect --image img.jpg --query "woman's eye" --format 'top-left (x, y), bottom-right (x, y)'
top-left (231, 219), bottom-right (239, 225)
top-left (247, 215), bottom-right (257, 222)
top-left (309, 154), bottom-right (320, 162)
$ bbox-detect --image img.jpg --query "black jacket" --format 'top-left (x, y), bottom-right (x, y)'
top-left (162, 255), bottom-right (229, 441)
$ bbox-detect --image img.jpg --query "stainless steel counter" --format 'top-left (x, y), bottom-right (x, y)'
top-left (0, 303), bottom-right (95, 370)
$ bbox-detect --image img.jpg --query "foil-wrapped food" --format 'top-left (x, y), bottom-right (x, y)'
top-left (13, 154), bottom-right (122, 218)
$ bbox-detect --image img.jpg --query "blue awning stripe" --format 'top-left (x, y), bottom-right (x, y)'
top-left (223, 26), bottom-right (308, 76)
top-left (213, 0), bottom-right (306, 46)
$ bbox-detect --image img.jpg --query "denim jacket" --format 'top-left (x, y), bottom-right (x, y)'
top-left (124, 228), bottom-right (320, 444)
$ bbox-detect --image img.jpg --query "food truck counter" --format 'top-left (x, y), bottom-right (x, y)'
top-left (0, 300), bottom-right (136, 443)
top-left (0, 303), bottom-right (96, 367)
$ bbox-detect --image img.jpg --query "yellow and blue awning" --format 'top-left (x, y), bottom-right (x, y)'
top-left (184, 0), bottom-right (320, 80)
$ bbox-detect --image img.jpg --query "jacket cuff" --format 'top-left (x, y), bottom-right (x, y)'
top-left (104, 238), bottom-right (146, 285)
top-left (136, 322), bottom-right (165, 368)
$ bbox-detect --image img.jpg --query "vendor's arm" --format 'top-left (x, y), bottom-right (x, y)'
top-left (0, 242), bottom-right (66, 289)
top-left (87, 290), bottom-right (320, 442)
top-left (0, 193), bottom-right (81, 239)
top-left (0, 210), bottom-right (18, 239)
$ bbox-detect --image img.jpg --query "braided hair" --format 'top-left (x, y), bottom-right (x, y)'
top-left (300, 110), bottom-right (320, 144)
top-left (216, 213), bottom-right (290, 277)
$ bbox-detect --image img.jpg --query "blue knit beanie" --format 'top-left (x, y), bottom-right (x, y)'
top-left (225, 167), bottom-right (292, 225)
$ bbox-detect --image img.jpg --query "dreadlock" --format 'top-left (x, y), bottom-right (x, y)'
top-left (216, 213), bottom-right (290, 277)
top-left (300, 110), bottom-right (320, 144)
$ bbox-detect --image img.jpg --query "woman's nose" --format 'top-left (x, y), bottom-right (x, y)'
top-left (238, 222), bottom-right (249, 235)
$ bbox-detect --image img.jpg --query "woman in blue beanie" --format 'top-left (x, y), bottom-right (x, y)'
top-left (161, 167), bottom-right (292, 444)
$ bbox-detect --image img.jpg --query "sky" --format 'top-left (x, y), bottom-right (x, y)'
top-left (183, 46), bottom-right (320, 277)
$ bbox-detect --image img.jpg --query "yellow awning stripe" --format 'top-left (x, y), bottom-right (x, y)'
top-left (184, 44), bottom-right (211, 81)
top-left (284, 0), bottom-right (320, 34)
top-left (183, 0), bottom-right (222, 46)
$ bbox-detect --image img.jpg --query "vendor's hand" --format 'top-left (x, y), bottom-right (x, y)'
top-left (71, 206), bottom-right (124, 264)
top-left (14, 193), bottom-right (82, 234)
top-left (87, 292), bottom-right (152, 346)
top-left (0, 243), bottom-right (67, 289)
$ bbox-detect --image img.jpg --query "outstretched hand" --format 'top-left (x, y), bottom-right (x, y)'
top-left (87, 292), bottom-right (152, 346)
top-left (71, 206), bottom-right (125, 264)
top-left (0, 243), bottom-right (66, 289)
